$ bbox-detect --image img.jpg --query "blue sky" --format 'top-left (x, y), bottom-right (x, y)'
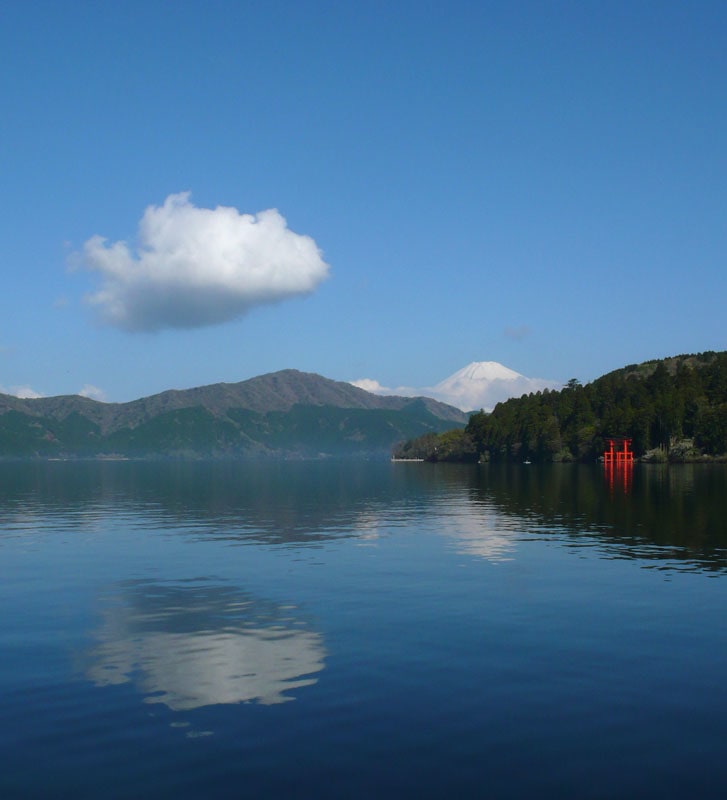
top-left (2, 1), bottom-right (725, 402)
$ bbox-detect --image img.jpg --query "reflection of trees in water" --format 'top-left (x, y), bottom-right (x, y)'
top-left (2, 460), bottom-right (724, 571)
top-left (461, 464), bottom-right (727, 573)
top-left (0, 461), bottom-right (436, 545)
top-left (86, 580), bottom-right (326, 709)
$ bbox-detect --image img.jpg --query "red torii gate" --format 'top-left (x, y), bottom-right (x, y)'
top-left (603, 436), bottom-right (634, 465)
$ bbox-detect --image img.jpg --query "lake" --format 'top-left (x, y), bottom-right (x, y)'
top-left (1, 460), bottom-right (725, 798)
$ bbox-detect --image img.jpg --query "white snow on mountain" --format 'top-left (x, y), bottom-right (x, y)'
top-left (351, 361), bottom-right (561, 412)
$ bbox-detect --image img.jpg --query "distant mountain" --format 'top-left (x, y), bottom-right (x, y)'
top-left (352, 361), bottom-right (561, 411)
top-left (427, 361), bottom-right (561, 411)
top-left (0, 370), bottom-right (467, 459)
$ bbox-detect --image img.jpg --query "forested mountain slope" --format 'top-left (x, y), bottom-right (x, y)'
top-left (0, 370), bottom-right (466, 459)
top-left (394, 351), bottom-right (727, 463)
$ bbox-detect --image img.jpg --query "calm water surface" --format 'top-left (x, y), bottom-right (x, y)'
top-left (1, 461), bottom-right (725, 798)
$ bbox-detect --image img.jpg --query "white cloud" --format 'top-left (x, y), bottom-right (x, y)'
top-left (79, 384), bottom-right (106, 401)
top-left (79, 192), bottom-right (330, 331)
top-left (351, 379), bottom-right (420, 400)
top-left (350, 378), bottom-right (421, 397)
top-left (1, 384), bottom-right (43, 399)
top-left (350, 378), bottom-right (394, 394)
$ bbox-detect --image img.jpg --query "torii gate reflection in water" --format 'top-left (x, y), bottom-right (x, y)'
top-left (603, 436), bottom-right (634, 494)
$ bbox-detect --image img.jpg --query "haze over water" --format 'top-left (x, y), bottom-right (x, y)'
top-left (1, 461), bottom-right (725, 798)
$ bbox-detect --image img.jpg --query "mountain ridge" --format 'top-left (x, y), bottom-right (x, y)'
top-left (0, 369), bottom-right (467, 458)
top-left (0, 369), bottom-right (467, 428)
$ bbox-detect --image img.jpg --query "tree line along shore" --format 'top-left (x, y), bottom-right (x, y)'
top-left (393, 352), bottom-right (727, 464)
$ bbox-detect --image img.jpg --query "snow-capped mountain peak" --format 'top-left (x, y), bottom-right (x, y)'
top-left (434, 361), bottom-right (523, 387)
top-left (430, 361), bottom-right (536, 411)
top-left (351, 361), bottom-right (561, 412)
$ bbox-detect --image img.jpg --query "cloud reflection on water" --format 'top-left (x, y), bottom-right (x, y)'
top-left (86, 580), bottom-right (326, 709)
top-left (433, 499), bottom-right (519, 563)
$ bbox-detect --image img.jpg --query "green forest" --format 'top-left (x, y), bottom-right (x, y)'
top-left (393, 351), bottom-right (727, 463)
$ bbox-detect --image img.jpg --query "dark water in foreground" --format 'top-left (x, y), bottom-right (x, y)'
top-left (0, 461), bottom-right (725, 799)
